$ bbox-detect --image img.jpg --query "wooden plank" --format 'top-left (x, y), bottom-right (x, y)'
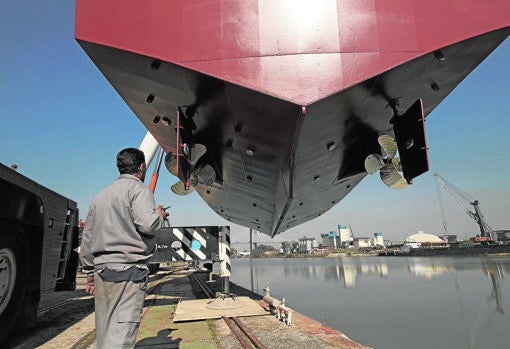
top-left (173, 297), bottom-right (268, 322)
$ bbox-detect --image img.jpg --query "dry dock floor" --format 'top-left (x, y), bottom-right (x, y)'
top-left (8, 265), bottom-right (370, 349)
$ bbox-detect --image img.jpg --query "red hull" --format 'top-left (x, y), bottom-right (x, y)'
top-left (75, 1), bottom-right (510, 236)
top-left (76, 0), bottom-right (510, 104)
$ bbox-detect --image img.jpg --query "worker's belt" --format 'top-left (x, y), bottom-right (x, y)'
top-left (97, 266), bottom-right (148, 283)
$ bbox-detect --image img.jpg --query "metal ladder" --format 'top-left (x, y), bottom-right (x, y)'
top-left (56, 208), bottom-right (75, 280)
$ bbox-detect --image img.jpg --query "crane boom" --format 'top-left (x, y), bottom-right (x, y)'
top-left (434, 173), bottom-right (494, 240)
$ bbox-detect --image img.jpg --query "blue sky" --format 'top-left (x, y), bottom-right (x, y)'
top-left (1, 1), bottom-right (509, 242)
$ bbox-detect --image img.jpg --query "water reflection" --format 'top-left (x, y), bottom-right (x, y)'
top-left (323, 262), bottom-right (389, 288)
top-left (250, 258), bottom-right (506, 306)
top-left (482, 259), bottom-right (504, 314)
top-left (237, 257), bottom-right (508, 349)
top-left (407, 260), bottom-right (452, 278)
top-left (406, 258), bottom-right (505, 315)
top-left (277, 259), bottom-right (390, 288)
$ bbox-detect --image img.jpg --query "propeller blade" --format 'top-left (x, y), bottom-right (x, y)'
top-left (378, 135), bottom-right (398, 158)
top-left (380, 165), bottom-right (408, 189)
top-left (165, 144), bottom-right (207, 176)
top-left (364, 154), bottom-right (385, 174)
top-left (166, 147), bottom-right (215, 188)
top-left (171, 180), bottom-right (195, 195)
top-left (190, 143), bottom-right (207, 166)
top-left (392, 157), bottom-right (403, 172)
top-left (164, 152), bottom-right (178, 176)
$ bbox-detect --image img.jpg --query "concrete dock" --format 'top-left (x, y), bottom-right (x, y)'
top-left (10, 265), bottom-right (370, 349)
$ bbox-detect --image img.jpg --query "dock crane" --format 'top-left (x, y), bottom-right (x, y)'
top-left (434, 173), bottom-right (495, 242)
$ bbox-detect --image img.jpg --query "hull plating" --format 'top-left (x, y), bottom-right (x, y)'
top-left (75, 1), bottom-right (510, 236)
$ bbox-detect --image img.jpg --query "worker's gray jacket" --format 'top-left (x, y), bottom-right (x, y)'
top-left (79, 174), bottom-right (164, 270)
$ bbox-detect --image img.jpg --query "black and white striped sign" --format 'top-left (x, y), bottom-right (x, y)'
top-left (150, 226), bottom-right (230, 269)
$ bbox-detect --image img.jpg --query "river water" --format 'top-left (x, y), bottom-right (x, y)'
top-left (229, 256), bottom-right (510, 349)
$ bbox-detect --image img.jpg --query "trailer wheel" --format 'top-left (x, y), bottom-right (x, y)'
top-left (0, 232), bottom-right (29, 344)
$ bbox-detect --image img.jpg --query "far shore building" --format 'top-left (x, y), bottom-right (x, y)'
top-left (338, 224), bottom-right (354, 247)
top-left (321, 224), bottom-right (355, 248)
top-left (353, 237), bottom-right (372, 248)
top-left (440, 234), bottom-right (458, 243)
top-left (238, 250), bottom-right (251, 257)
top-left (321, 231), bottom-right (340, 248)
top-left (298, 237), bottom-right (318, 253)
top-left (373, 232), bottom-right (384, 247)
top-left (494, 230), bottom-right (510, 242)
top-left (404, 231), bottom-right (449, 249)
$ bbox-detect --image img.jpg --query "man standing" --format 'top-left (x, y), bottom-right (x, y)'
top-left (80, 148), bottom-right (168, 349)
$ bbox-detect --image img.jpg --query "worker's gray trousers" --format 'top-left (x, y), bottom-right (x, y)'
top-left (93, 271), bottom-right (147, 349)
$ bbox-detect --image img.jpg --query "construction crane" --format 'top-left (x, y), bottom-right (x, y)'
top-left (434, 173), bottom-right (494, 242)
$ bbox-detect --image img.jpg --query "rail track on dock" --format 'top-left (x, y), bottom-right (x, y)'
top-left (37, 297), bottom-right (81, 315)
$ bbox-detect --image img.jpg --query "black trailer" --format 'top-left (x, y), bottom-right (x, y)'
top-left (0, 163), bottom-right (79, 343)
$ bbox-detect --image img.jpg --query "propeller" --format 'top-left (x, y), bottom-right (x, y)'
top-left (165, 144), bottom-right (216, 195)
top-left (170, 177), bottom-right (198, 195)
top-left (364, 134), bottom-right (408, 189)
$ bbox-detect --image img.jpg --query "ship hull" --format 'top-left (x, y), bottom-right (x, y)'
top-left (75, 1), bottom-right (510, 236)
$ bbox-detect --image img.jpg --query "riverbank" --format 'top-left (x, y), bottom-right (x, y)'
top-left (235, 248), bottom-right (380, 259)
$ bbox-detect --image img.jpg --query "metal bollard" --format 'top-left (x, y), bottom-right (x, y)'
top-left (263, 287), bottom-right (292, 325)
top-left (263, 287), bottom-right (281, 308)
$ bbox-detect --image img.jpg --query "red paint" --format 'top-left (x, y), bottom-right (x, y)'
top-left (75, 0), bottom-right (510, 104)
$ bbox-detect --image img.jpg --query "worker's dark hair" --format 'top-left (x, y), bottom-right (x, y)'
top-left (116, 148), bottom-right (145, 174)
